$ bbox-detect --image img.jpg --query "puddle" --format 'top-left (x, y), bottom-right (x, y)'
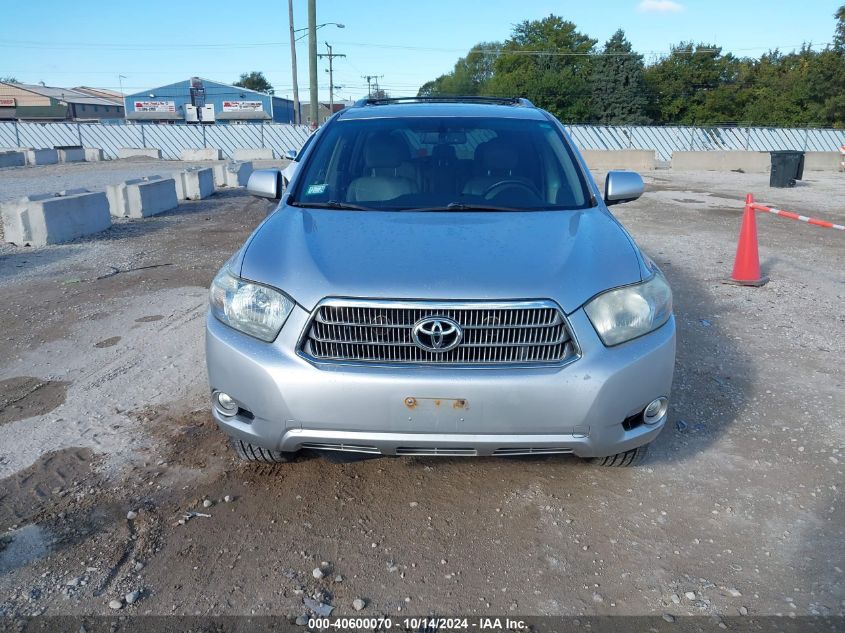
top-left (0, 447), bottom-right (94, 527)
top-left (0, 524), bottom-right (53, 574)
top-left (135, 315), bottom-right (164, 323)
top-left (0, 377), bottom-right (69, 426)
top-left (94, 336), bottom-right (121, 348)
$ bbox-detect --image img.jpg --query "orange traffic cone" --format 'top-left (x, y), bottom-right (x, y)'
top-left (728, 193), bottom-right (768, 286)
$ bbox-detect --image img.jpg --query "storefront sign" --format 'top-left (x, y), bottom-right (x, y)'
top-left (222, 100), bottom-right (263, 112)
top-left (134, 100), bottom-right (176, 113)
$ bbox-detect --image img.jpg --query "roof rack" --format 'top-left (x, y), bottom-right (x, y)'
top-left (353, 95), bottom-right (535, 108)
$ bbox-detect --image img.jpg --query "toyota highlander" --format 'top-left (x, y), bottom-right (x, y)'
top-left (206, 96), bottom-right (675, 467)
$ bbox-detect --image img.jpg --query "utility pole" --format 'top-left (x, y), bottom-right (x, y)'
top-left (361, 75), bottom-right (383, 98)
top-left (287, 0), bottom-right (300, 124)
top-left (318, 42), bottom-right (345, 116)
top-left (307, 0), bottom-right (318, 128)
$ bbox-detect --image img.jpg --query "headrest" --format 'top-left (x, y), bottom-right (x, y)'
top-left (478, 139), bottom-right (519, 171)
top-left (432, 144), bottom-right (457, 161)
top-left (364, 133), bottom-right (408, 169)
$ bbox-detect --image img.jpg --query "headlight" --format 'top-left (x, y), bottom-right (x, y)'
top-left (209, 268), bottom-right (294, 342)
top-left (584, 272), bottom-right (672, 346)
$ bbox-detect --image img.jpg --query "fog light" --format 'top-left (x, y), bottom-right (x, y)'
top-left (643, 397), bottom-right (668, 424)
top-left (213, 391), bottom-right (238, 416)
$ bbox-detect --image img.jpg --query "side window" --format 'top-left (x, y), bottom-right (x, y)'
top-left (542, 127), bottom-right (586, 207)
top-left (299, 132), bottom-right (352, 202)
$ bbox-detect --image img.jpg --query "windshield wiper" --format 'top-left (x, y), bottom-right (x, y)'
top-left (404, 203), bottom-right (526, 212)
top-left (289, 200), bottom-right (376, 211)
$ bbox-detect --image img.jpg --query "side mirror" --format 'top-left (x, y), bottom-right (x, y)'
top-left (246, 169), bottom-right (283, 199)
top-left (604, 171), bottom-right (644, 206)
top-left (285, 149), bottom-right (298, 161)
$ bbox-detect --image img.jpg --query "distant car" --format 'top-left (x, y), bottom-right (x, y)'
top-left (207, 96), bottom-right (675, 467)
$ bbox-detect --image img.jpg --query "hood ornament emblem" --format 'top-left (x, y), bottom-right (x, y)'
top-left (412, 316), bottom-right (463, 352)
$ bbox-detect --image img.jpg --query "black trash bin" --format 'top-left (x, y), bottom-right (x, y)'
top-left (770, 151), bottom-right (805, 188)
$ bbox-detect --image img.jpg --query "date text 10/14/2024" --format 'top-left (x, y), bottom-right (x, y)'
top-left (308, 617), bottom-right (527, 631)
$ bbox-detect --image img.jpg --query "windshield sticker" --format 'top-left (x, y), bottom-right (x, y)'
top-left (306, 184), bottom-right (328, 195)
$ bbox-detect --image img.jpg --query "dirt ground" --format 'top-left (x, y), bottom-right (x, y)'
top-left (0, 165), bottom-right (842, 627)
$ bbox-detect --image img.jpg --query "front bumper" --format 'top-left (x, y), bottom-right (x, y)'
top-left (205, 307), bottom-right (676, 459)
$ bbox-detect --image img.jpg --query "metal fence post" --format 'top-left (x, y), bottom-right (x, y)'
top-left (77, 123), bottom-right (83, 147)
top-left (202, 125), bottom-right (207, 148)
top-left (261, 122), bottom-right (265, 148)
top-left (141, 124), bottom-right (146, 148)
top-left (803, 128), bottom-right (809, 151)
top-left (13, 120), bottom-right (20, 147)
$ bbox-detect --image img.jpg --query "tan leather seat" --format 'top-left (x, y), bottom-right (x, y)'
top-left (462, 139), bottom-right (532, 197)
top-left (347, 134), bottom-right (419, 202)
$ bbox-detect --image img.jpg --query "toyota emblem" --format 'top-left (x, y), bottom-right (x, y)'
top-left (412, 316), bottom-right (463, 352)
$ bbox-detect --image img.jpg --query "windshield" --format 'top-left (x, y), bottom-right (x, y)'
top-left (290, 116), bottom-right (592, 211)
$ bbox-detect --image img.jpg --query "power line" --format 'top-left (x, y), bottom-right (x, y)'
top-left (361, 75), bottom-right (384, 98)
top-left (318, 43), bottom-right (346, 115)
top-left (0, 37), bottom-right (832, 55)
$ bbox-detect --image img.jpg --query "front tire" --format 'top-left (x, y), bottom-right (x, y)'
top-left (588, 444), bottom-right (649, 467)
top-left (230, 438), bottom-right (295, 464)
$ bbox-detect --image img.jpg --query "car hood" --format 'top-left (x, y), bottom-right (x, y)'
top-left (239, 206), bottom-right (643, 314)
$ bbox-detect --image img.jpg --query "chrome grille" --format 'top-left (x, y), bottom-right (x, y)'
top-left (299, 300), bottom-right (577, 366)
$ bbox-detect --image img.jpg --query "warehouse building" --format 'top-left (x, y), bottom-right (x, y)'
top-left (72, 86), bottom-right (125, 106)
top-left (123, 78), bottom-right (297, 124)
top-left (0, 82), bottom-right (124, 121)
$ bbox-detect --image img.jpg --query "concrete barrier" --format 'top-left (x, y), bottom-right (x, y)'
top-left (1, 190), bottom-right (111, 246)
top-left (125, 177), bottom-right (178, 218)
top-left (176, 167), bottom-right (215, 200)
top-left (107, 176), bottom-right (179, 218)
top-left (212, 163), bottom-right (227, 188)
top-left (58, 148), bottom-right (86, 163)
top-left (118, 148), bottom-right (162, 159)
top-left (25, 148), bottom-right (60, 166)
top-left (212, 161), bottom-right (255, 187)
top-left (233, 148), bottom-right (274, 161)
top-left (803, 152), bottom-right (841, 171)
top-left (180, 148), bottom-right (222, 161)
top-left (84, 148), bottom-right (104, 162)
top-left (0, 151), bottom-right (26, 168)
top-left (672, 151), bottom-right (771, 173)
top-left (581, 150), bottom-right (656, 172)
top-left (106, 182), bottom-right (129, 217)
top-left (224, 161), bottom-right (254, 187)
top-left (172, 172), bottom-right (187, 199)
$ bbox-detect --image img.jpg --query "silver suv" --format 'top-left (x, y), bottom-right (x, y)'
top-left (206, 97), bottom-right (675, 467)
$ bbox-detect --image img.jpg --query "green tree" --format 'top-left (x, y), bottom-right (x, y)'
top-left (233, 71), bottom-right (274, 94)
top-left (418, 42), bottom-right (500, 96)
top-left (487, 15), bottom-right (597, 122)
top-left (740, 44), bottom-right (845, 127)
top-left (835, 5), bottom-right (845, 52)
top-left (643, 43), bottom-right (744, 125)
top-left (590, 29), bottom-right (650, 124)
top-left (0, 76), bottom-right (19, 83)
top-left (416, 9), bottom-right (845, 127)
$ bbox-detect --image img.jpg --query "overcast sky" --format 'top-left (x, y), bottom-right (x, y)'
top-left (1, 0), bottom-right (840, 100)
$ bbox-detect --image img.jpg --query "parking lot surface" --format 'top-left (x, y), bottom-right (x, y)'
top-left (0, 167), bottom-right (842, 620)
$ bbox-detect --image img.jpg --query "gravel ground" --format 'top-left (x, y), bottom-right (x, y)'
top-left (0, 169), bottom-right (842, 625)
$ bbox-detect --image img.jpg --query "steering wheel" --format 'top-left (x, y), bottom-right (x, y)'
top-left (482, 179), bottom-right (541, 201)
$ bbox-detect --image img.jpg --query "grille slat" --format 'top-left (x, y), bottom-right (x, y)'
top-left (301, 301), bottom-right (577, 366)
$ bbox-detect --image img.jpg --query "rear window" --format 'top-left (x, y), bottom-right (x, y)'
top-left (291, 116), bottom-right (591, 211)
